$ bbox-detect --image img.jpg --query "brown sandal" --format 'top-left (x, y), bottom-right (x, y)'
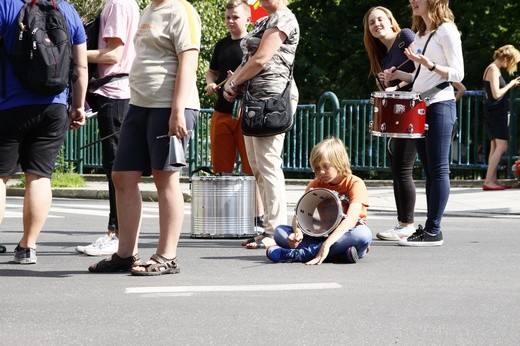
top-left (88, 253), bottom-right (141, 273)
top-left (131, 254), bottom-right (180, 276)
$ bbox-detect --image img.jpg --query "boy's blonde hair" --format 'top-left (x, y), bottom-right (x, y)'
top-left (310, 137), bottom-right (352, 178)
top-left (227, 0), bottom-right (251, 16)
top-left (494, 44), bottom-right (520, 75)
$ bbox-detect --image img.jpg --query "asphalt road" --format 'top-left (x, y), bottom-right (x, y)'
top-left (1, 197), bottom-right (519, 345)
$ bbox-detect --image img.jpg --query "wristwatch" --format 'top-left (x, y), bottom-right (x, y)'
top-left (428, 62), bottom-right (437, 71)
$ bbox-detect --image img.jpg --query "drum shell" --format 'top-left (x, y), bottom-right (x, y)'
top-left (190, 176), bottom-right (256, 238)
top-left (370, 91), bottom-right (427, 138)
top-left (295, 188), bottom-right (345, 237)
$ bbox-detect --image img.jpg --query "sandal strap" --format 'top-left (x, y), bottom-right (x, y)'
top-left (89, 253), bottom-right (141, 273)
top-left (143, 254), bottom-right (178, 272)
top-left (113, 253), bottom-right (141, 267)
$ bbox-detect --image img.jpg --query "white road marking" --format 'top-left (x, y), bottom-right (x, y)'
top-left (126, 282), bottom-right (342, 295)
top-left (3, 202), bottom-right (168, 219)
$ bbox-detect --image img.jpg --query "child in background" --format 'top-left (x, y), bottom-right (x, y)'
top-left (267, 137), bottom-right (372, 264)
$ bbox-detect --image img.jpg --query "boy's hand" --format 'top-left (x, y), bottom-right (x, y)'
top-left (287, 230), bottom-right (303, 249)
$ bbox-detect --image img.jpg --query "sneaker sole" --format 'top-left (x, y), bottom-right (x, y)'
top-left (83, 250), bottom-right (118, 256)
top-left (75, 246), bottom-right (86, 253)
top-left (14, 258), bottom-right (37, 264)
top-left (398, 240), bottom-right (444, 247)
top-left (376, 233), bottom-right (400, 241)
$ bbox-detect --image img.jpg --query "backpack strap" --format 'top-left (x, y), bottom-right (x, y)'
top-left (1, 39), bottom-right (6, 98)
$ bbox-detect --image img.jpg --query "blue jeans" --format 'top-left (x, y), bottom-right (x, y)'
top-left (415, 100), bottom-right (456, 235)
top-left (273, 223), bottom-right (372, 262)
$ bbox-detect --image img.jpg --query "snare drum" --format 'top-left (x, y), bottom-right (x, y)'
top-left (295, 188), bottom-right (349, 237)
top-left (370, 91), bottom-right (428, 138)
top-left (190, 175), bottom-right (256, 238)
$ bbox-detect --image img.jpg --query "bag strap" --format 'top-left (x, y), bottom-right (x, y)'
top-left (246, 63), bottom-right (293, 94)
top-left (88, 73), bottom-right (129, 92)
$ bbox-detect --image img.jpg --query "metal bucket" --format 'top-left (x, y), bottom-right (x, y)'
top-left (190, 175), bottom-right (256, 238)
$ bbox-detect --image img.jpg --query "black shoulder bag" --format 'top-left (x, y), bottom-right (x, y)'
top-left (241, 66), bottom-right (294, 137)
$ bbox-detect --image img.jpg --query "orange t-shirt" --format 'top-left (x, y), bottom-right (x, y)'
top-left (306, 174), bottom-right (369, 221)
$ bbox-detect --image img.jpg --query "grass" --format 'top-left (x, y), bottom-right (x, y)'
top-left (13, 172), bottom-right (86, 188)
top-left (50, 172), bottom-right (86, 188)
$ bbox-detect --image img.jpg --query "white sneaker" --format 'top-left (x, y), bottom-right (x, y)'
top-left (376, 225), bottom-right (415, 241)
top-left (75, 235), bottom-right (112, 253)
top-left (83, 236), bottom-right (119, 256)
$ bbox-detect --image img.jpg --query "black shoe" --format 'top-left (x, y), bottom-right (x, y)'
top-left (0, 245), bottom-right (6, 253)
top-left (346, 246), bottom-right (358, 263)
top-left (398, 225), bottom-right (443, 247)
top-left (254, 216), bottom-right (264, 228)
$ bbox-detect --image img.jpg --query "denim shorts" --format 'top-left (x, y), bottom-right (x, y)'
top-left (113, 105), bottom-right (198, 175)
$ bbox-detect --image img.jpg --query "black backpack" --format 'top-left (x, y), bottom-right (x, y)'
top-left (9, 0), bottom-right (73, 95)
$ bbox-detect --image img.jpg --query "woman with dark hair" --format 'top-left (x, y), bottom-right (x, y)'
top-left (363, 6), bottom-right (417, 241)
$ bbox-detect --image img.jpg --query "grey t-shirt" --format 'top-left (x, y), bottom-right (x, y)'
top-left (241, 8), bottom-right (299, 100)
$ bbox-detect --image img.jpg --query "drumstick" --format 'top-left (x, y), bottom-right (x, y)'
top-left (205, 78), bottom-right (228, 95)
top-left (375, 75), bottom-right (386, 91)
top-left (79, 131), bottom-right (121, 150)
top-left (215, 78), bottom-right (228, 90)
top-left (395, 58), bottom-right (411, 70)
top-left (377, 59), bottom-right (412, 90)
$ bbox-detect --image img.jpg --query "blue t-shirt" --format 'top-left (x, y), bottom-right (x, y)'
top-left (0, 0), bottom-right (86, 110)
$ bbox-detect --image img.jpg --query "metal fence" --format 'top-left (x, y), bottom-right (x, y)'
top-left (66, 90), bottom-right (518, 178)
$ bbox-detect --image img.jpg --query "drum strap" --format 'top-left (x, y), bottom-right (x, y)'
top-left (410, 31), bottom-right (436, 86)
top-left (418, 81), bottom-right (451, 101)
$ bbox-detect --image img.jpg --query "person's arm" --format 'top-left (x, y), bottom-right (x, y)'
top-left (69, 43), bottom-right (88, 129)
top-left (223, 27), bottom-right (287, 98)
top-left (168, 48), bottom-right (199, 138)
top-left (205, 68), bottom-right (219, 95)
top-left (86, 37), bottom-right (125, 65)
top-left (487, 66), bottom-right (520, 100)
top-left (287, 215), bottom-right (304, 249)
top-left (305, 202), bottom-right (363, 265)
top-left (452, 81), bottom-right (466, 101)
top-left (383, 67), bottom-right (414, 86)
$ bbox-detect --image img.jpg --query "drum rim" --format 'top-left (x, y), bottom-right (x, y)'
top-left (371, 90), bottom-right (422, 98)
top-left (370, 131), bottom-right (425, 138)
top-left (191, 175), bottom-right (256, 181)
top-left (295, 188), bottom-right (344, 237)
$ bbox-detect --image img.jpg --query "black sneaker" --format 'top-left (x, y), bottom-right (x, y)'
top-left (398, 225), bottom-right (443, 247)
top-left (0, 244), bottom-right (6, 253)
